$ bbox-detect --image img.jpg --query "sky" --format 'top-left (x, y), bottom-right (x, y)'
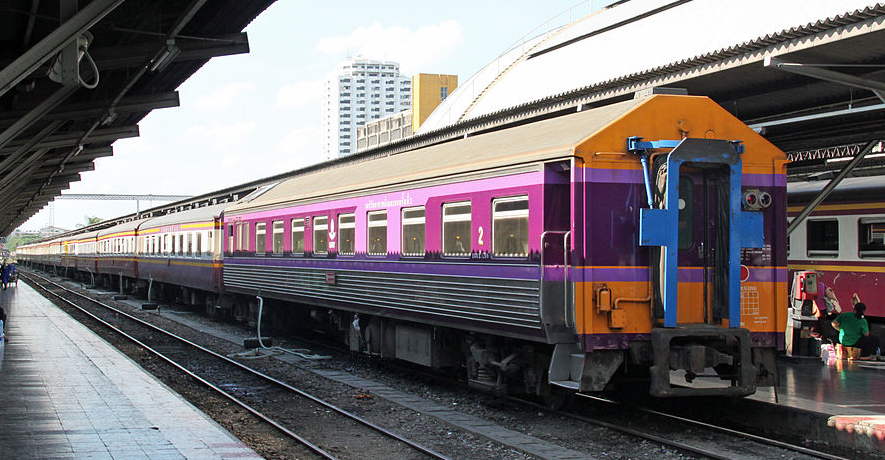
top-left (21, 0), bottom-right (592, 231)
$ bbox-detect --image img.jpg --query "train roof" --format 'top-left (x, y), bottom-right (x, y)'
top-left (226, 96), bottom-right (644, 215)
top-left (96, 219), bottom-right (143, 238)
top-left (788, 176), bottom-right (885, 203)
top-left (69, 230), bottom-right (101, 242)
top-left (139, 203), bottom-right (227, 229)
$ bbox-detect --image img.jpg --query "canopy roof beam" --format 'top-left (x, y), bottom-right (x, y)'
top-left (765, 57), bottom-right (885, 103)
top-left (0, 92), bottom-right (179, 127)
top-left (0, 125), bottom-right (138, 155)
top-left (0, 0), bottom-right (126, 99)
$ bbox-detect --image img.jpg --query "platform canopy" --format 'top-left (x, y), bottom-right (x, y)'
top-left (402, 1), bottom-right (885, 176)
top-left (0, 0), bottom-right (275, 236)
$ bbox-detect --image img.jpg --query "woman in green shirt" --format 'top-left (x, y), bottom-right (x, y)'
top-left (832, 303), bottom-right (880, 360)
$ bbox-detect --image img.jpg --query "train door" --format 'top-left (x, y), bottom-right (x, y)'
top-left (672, 164), bottom-right (731, 325)
top-left (540, 161), bottom-right (574, 341)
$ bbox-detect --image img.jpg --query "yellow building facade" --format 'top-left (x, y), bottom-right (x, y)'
top-left (411, 73), bottom-right (458, 132)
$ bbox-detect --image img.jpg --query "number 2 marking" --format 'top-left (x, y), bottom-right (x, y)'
top-left (478, 226), bottom-right (484, 246)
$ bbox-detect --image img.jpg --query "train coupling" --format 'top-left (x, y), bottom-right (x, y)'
top-left (649, 326), bottom-right (756, 397)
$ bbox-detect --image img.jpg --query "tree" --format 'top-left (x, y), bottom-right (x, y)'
top-left (85, 216), bottom-right (102, 225)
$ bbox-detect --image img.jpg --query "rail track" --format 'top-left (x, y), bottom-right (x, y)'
top-left (22, 271), bottom-right (449, 460)
top-left (574, 393), bottom-right (850, 460)
top-left (24, 269), bottom-right (855, 460)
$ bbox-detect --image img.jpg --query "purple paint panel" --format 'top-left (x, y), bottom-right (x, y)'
top-left (229, 172), bottom-right (545, 257)
top-left (227, 257), bottom-right (540, 280)
top-left (581, 167), bottom-right (644, 184)
top-left (742, 173), bottom-right (786, 187)
top-left (586, 181), bottom-right (648, 266)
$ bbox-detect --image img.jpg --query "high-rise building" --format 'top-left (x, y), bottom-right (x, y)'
top-left (321, 58), bottom-right (412, 160)
top-left (411, 73), bottom-right (458, 132)
top-left (355, 73), bottom-right (459, 153)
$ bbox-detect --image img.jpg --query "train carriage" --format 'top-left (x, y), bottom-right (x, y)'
top-left (222, 93), bottom-right (787, 397)
top-left (70, 230), bottom-right (99, 275)
top-left (788, 176), bottom-right (885, 324)
top-left (95, 220), bottom-right (141, 281)
top-left (136, 204), bottom-right (225, 297)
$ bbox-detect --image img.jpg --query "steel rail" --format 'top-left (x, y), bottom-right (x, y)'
top-left (23, 271), bottom-right (449, 460)
top-left (270, 327), bottom-right (754, 460)
top-left (22, 272), bottom-right (337, 460)
top-left (577, 394), bottom-right (849, 460)
top-left (507, 396), bottom-right (735, 460)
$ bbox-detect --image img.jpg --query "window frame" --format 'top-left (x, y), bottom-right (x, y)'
top-left (272, 220), bottom-right (284, 254)
top-left (491, 195), bottom-right (529, 258)
top-left (401, 206), bottom-right (426, 257)
top-left (313, 215), bottom-right (329, 255)
top-left (806, 218), bottom-right (839, 258)
top-left (255, 222), bottom-right (267, 255)
top-left (858, 217), bottom-right (885, 259)
top-left (291, 218), bottom-right (305, 255)
top-left (338, 213), bottom-right (356, 256)
top-left (442, 201), bottom-right (472, 258)
top-left (367, 210), bottom-right (388, 256)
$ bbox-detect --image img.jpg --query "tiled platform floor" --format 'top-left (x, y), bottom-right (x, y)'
top-left (751, 356), bottom-right (885, 416)
top-left (0, 283), bottom-right (262, 459)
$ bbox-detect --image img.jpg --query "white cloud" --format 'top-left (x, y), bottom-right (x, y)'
top-left (275, 126), bottom-right (322, 171)
top-left (316, 20), bottom-right (464, 73)
top-left (187, 121), bottom-right (257, 150)
top-left (276, 80), bottom-right (324, 108)
top-left (195, 82), bottom-right (255, 110)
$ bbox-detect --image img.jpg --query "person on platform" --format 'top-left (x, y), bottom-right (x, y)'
top-left (832, 301), bottom-right (881, 360)
top-left (0, 305), bottom-right (6, 342)
top-left (812, 286), bottom-right (842, 343)
top-left (1, 262), bottom-right (11, 290)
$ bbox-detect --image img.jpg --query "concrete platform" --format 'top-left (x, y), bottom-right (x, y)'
top-left (0, 283), bottom-right (262, 459)
top-left (753, 356), bottom-right (885, 450)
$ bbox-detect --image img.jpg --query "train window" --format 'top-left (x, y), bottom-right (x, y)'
top-left (807, 219), bottom-right (838, 257)
top-left (272, 221), bottom-right (284, 254)
top-left (240, 223), bottom-right (248, 252)
top-left (256, 223), bottom-right (266, 255)
top-left (493, 196), bottom-right (529, 257)
top-left (367, 210), bottom-right (387, 255)
top-left (314, 216), bottom-right (329, 254)
top-left (338, 214), bottom-right (355, 255)
top-left (179, 234), bottom-right (184, 256)
top-left (443, 202), bottom-right (471, 257)
top-left (858, 219), bottom-right (885, 258)
top-left (227, 225), bottom-right (234, 254)
top-left (292, 218), bottom-right (305, 254)
top-left (196, 232), bottom-right (202, 255)
top-left (402, 207), bottom-right (425, 257)
top-left (186, 233), bottom-right (193, 256)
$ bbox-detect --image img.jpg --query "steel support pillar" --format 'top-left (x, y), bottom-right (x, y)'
top-left (0, 0), bottom-right (125, 98)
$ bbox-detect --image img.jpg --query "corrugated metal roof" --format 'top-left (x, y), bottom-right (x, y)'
top-left (227, 97), bottom-right (642, 215)
top-left (139, 203), bottom-right (226, 229)
top-left (419, 0), bottom-right (885, 134)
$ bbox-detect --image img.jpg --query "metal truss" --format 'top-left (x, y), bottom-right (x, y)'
top-left (786, 142), bottom-right (883, 162)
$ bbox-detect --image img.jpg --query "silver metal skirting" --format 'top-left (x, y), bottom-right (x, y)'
top-left (223, 263), bottom-right (542, 330)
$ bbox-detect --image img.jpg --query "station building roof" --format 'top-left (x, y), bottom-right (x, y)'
top-left (413, 1), bottom-right (885, 162)
top-left (0, 0), bottom-right (275, 236)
